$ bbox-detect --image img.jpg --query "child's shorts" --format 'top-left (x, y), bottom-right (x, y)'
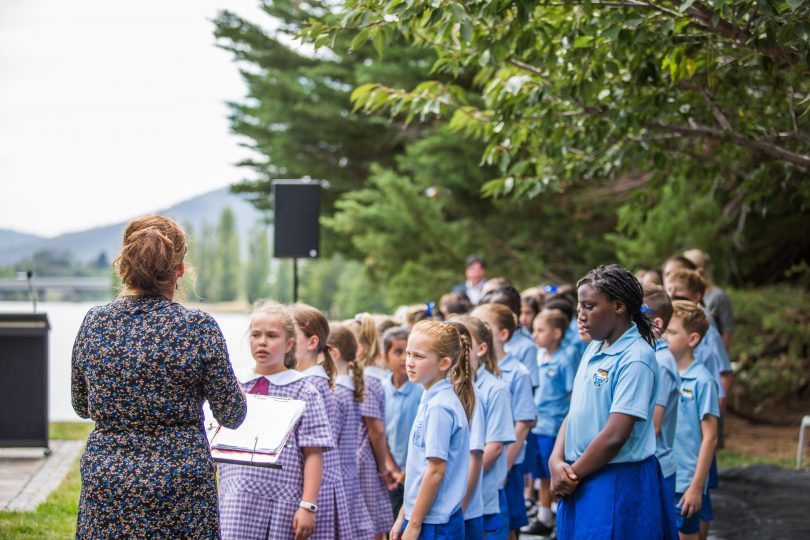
top-left (463, 515), bottom-right (484, 540)
top-left (700, 489), bottom-right (713, 521)
top-left (504, 464), bottom-right (529, 529)
top-left (482, 510), bottom-right (503, 533)
top-left (524, 431), bottom-right (538, 478)
top-left (674, 493), bottom-right (702, 534)
top-left (489, 489), bottom-right (509, 540)
top-left (708, 455), bottom-right (719, 489)
top-left (533, 434), bottom-right (556, 480)
top-left (402, 508), bottom-right (464, 539)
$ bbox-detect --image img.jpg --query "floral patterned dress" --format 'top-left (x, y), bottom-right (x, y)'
top-left (71, 295), bottom-right (247, 539)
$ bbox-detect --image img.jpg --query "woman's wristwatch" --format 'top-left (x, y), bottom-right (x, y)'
top-left (299, 500), bottom-right (318, 513)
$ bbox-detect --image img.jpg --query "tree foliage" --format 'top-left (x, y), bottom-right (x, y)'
top-left (301, 0), bottom-right (810, 283)
top-left (316, 0), bottom-right (809, 195)
top-left (245, 223), bottom-right (272, 303)
top-left (213, 0), bottom-right (447, 253)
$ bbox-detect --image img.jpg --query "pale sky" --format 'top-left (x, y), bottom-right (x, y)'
top-left (0, 0), bottom-right (268, 237)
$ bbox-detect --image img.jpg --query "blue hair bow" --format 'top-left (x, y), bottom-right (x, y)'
top-left (425, 302), bottom-right (436, 318)
top-left (544, 284), bottom-right (559, 294)
top-left (640, 304), bottom-right (654, 314)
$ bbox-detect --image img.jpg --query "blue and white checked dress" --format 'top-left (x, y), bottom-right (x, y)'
top-left (219, 372), bottom-right (333, 540)
top-left (356, 375), bottom-right (394, 534)
top-left (335, 375), bottom-right (374, 539)
top-left (302, 368), bottom-right (354, 540)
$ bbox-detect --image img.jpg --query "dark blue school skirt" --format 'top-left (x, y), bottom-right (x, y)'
top-left (403, 508), bottom-right (464, 539)
top-left (557, 456), bottom-right (678, 540)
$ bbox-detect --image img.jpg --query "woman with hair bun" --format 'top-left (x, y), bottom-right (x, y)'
top-left (71, 215), bottom-right (247, 539)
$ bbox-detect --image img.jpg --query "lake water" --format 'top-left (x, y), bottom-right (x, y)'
top-left (0, 301), bottom-right (254, 422)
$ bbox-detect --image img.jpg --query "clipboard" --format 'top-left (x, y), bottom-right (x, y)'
top-left (206, 394), bottom-right (306, 469)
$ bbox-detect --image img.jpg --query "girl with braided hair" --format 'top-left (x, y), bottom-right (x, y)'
top-left (391, 320), bottom-right (475, 540)
top-left (549, 264), bottom-right (677, 539)
top-left (289, 303), bottom-right (350, 540)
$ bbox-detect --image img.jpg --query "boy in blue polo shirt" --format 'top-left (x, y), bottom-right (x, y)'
top-left (642, 285), bottom-right (681, 503)
top-left (665, 267), bottom-right (730, 536)
top-left (382, 326), bottom-right (423, 516)
top-left (668, 301), bottom-right (719, 540)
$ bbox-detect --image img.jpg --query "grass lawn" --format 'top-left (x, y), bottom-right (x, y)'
top-left (717, 448), bottom-right (795, 469)
top-left (0, 422), bottom-right (92, 540)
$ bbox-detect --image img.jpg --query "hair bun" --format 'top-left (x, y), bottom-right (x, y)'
top-left (114, 215), bottom-right (187, 297)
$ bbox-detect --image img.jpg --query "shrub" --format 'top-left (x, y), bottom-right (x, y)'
top-left (727, 286), bottom-right (810, 411)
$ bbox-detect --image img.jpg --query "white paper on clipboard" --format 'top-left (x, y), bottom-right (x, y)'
top-left (210, 394), bottom-right (306, 455)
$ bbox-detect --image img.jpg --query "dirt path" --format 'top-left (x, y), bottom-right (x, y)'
top-left (722, 413), bottom-right (799, 465)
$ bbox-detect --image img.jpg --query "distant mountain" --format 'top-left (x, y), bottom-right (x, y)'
top-left (0, 229), bottom-right (45, 252)
top-left (0, 188), bottom-right (267, 266)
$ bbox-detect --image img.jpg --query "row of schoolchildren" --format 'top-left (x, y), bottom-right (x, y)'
top-left (215, 262), bottom-right (729, 540)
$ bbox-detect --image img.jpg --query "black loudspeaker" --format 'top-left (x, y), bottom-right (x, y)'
top-left (273, 180), bottom-right (321, 258)
top-left (0, 313), bottom-right (50, 451)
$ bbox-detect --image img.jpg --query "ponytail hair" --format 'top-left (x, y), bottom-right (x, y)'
top-left (472, 303), bottom-right (518, 341)
top-left (289, 303), bottom-right (336, 389)
top-left (411, 320), bottom-right (476, 422)
top-left (328, 323), bottom-right (366, 403)
top-left (450, 314), bottom-right (501, 377)
top-left (349, 312), bottom-right (381, 369)
top-left (577, 264), bottom-right (656, 347)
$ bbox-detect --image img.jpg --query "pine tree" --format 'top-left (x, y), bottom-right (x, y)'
top-left (212, 207), bottom-right (241, 302)
top-left (245, 222), bottom-right (271, 304)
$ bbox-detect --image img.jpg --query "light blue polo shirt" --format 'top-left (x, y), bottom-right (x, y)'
top-left (474, 367), bottom-right (515, 515)
top-left (463, 393), bottom-right (486, 520)
top-left (498, 354), bottom-right (536, 465)
top-left (505, 327), bottom-right (540, 387)
top-left (383, 375), bottom-right (424, 469)
top-left (404, 378), bottom-right (470, 524)
top-left (654, 339), bottom-right (681, 479)
top-left (694, 323), bottom-right (732, 398)
top-left (565, 324), bottom-right (658, 464)
top-left (674, 358), bottom-right (719, 493)
top-left (532, 347), bottom-right (577, 437)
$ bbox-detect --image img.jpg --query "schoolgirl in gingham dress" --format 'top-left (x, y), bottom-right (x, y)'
top-left (357, 373), bottom-right (394, 535)
top-left (218, 371), bottom-right (332, 540)
top-left (301, 365), bottom-right (354, 539)
top-left (335, 375), bottom-right (375, 538)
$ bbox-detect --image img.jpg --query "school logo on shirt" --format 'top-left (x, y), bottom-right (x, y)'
top-left (680, 388), bottom-right (695, 402)
top-left (412, 420), bottom-right (424, 447)
top-left (592, 368), bottom-right (609, 387)
top-left (546, 368), bottom-right (557, 379)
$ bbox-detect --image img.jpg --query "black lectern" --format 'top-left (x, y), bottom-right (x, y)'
top-left (0, 313), bottom-right (50, 454)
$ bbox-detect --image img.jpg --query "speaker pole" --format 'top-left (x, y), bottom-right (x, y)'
top-left (293, 258), bottom-right (299, 303)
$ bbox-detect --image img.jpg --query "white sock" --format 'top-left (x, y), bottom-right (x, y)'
top-left (551, 501), bottom-right (558, 514)
top-left (539, 507), bottom-right (553, 526)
